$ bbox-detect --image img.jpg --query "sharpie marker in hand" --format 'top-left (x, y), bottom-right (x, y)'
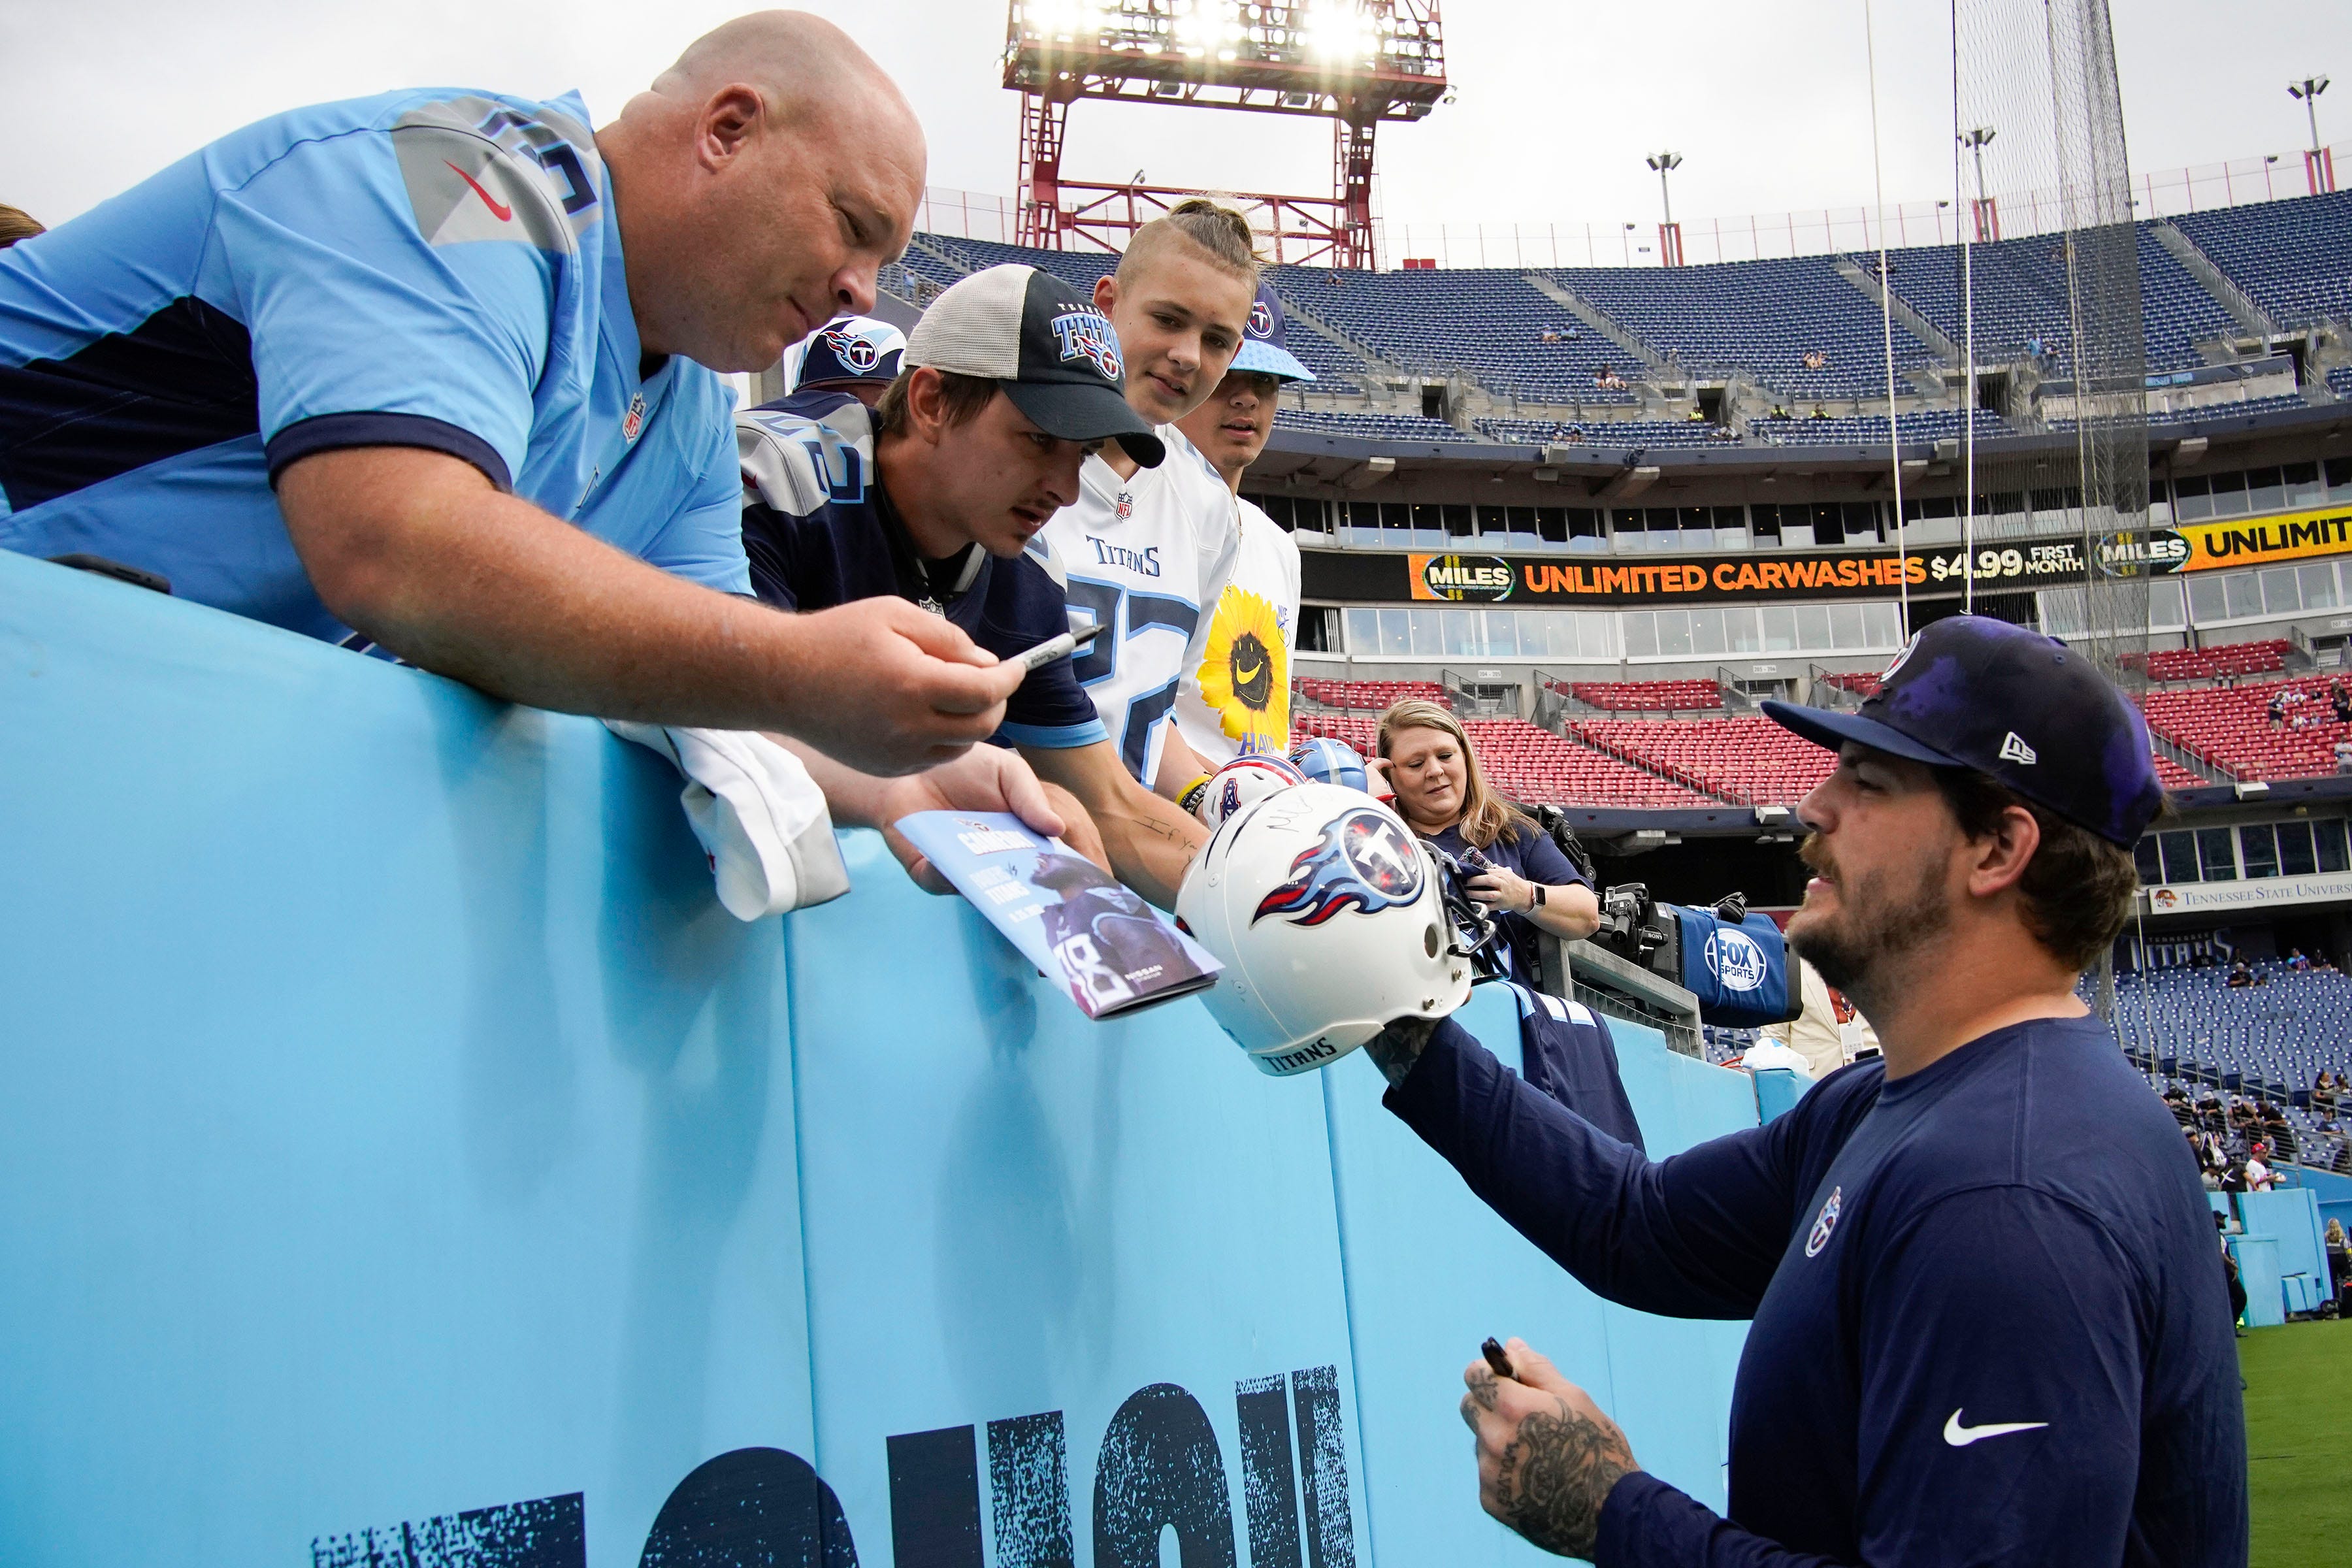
top-left (1013, 622), bottom-right (1104, 674)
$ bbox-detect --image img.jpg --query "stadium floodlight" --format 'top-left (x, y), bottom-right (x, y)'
top-left (1960, 125), bottom-right (1999, 242)
top-left (2289, 76), bottom-right (2333, 193)
top-left (1644, 152), bottom-right (1683, 222)
top-left (1306, 0), bottom-right (1383, 65)
top-left (1646, 152), bottom-right (1684, 266)
top-left (1003, 0), bottom-right (1447, 266)
top-left (2290, 75), bottom-right (2330, 144)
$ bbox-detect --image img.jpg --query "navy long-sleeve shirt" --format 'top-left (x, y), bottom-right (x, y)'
top-left (1386, 1011), bottom-right (2247, 1567)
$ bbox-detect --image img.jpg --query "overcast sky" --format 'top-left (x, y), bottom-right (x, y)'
top-left (5, 1), bottom-right (2340, 235)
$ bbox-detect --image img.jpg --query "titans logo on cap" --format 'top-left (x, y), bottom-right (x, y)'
top-left (1248, 297), bottom-right (1275, 338)
top-left (1253, 809), bottom-right (1424, 927)
top-left (820, 324), bottom-right (882, 372)
top-left (1049, 308), bottom-right (1124, 382)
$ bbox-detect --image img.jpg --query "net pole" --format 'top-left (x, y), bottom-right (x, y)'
top-left (1954, 0), bottom-right (1978, 615)
top-left (1864, 0), bottom-right (1910, 633)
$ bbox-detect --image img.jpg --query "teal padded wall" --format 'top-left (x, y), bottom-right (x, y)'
top-left (0, 550), bottom-right (1772, 1565)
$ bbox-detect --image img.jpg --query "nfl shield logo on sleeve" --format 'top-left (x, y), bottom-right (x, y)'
top-left (622, 392), bottom-right (647, 444)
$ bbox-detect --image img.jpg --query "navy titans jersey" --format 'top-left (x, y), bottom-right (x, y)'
top-left (0, 89), bottom-right (747, 643)
top-left (736, 392), bottom-right (1104, 750)
top-left (1388, 1012), bottom-right (2247, 1568)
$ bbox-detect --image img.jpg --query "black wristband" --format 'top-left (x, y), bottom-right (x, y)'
top-left (1532, 883), bottom-right (1546, 908)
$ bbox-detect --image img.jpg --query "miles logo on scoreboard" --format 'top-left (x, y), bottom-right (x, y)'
top-left (1418, 553), bottom-right (1514, 602)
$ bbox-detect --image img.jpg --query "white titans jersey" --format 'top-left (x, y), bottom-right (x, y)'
top-left (1175, 498), bottom-right (1301, 766)
top-left (1041, 425), bottom-right (1239, 783)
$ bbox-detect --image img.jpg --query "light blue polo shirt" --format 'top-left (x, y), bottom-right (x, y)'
top-left (0, 88), bottom-right (749, 644)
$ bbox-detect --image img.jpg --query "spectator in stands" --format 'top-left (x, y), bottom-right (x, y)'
top-left (1800, 350), bottom-right (1827, 372)
top-left (0, 204), bottom-right (41, 247)
top-left (2313, 1069), bottom-right (2340, 1109)
top-left (2332, 737), bottom-right (2352, 775)
top-left (2331, 680), bottom-right (2351, 723)
top-left (2161, 1083), bottom-right (2191, 1117)
top-left (2221, 1160), bottom-right (2249, 1194)
top-left (1372, 698), bottom-right (1599, 981)
top-left (1539, 327), bottom-right (1560, 344)
top-left (0, 16), bottom-right (1021, 785)
top-left (2228, 959), bottom-right (2255, 987)
top-left (1169, 282), bottom-right (1315, 784)
top-left (735, 265), bottom-right (1206, 906)
top-left (2286, 947), bottom-right (2311, 972)
top-left (2244, 1144), bottom-right (2276, 1191)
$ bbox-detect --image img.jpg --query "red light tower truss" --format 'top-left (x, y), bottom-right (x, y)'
top-left (1004, 1), bottom-right (1447, 269)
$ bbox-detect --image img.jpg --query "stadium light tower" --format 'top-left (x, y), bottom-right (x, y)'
top-left (1003, 1), bottom-right (1448, 269)
top-left (1646, 151), bottom-right (1684, 267)
top-left (2291, 75), bottom-right (2334, 194)
top-left (1961, 125), bottom-right (1999, 242)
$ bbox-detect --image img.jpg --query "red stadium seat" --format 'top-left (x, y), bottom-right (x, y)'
top-left (2142, 675), bottom-right (2351, 783)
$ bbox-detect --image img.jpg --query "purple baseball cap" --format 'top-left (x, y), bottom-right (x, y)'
top-left (1761, 614), bottom-right (2164, 846)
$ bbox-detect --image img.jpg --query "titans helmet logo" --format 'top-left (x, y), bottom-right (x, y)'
top-left (1252, 809), bottom-right (1426, 928)
top-left (1248, 298), bottom-right (1275, 338)
top-left (821, 325), bottom-right (881, 372)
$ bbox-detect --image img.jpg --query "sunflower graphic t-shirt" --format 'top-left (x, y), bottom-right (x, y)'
top-left (1174, 497), bottom-right (1301, 765)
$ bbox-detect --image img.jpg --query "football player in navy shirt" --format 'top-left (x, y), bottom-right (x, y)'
top-left (1362, 616), bottom-right (2246, 1566)
top-left (740, 265), bottom-right (1209, 906)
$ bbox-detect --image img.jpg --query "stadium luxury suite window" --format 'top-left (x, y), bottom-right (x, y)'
top-left (2157, 830), bottom-right (2201, 883)
top-left (2241, 825), bottom-right (2280, 879)
top-left (2197, 827), bottom-right (2239, 881)
top-left (2317, 819), bottom-right (2351, 872)
top-left (2276, 821), bottom-right (2318, 877)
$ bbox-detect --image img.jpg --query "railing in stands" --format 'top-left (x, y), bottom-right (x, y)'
top-left (911, 142), bottom-right (2348, 269)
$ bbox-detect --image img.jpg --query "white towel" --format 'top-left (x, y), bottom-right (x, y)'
top-left (604, 721), bottom-right (851, 919)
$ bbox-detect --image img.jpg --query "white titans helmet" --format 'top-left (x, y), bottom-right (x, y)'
top-left (1177, 783), bottom-right (1472, 1075)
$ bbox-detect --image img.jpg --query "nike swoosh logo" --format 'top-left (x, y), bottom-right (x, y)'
top-left (1943, 1409), bottom-right (2048, 1447)
top-left (446, 159), bottom-right (514, 222)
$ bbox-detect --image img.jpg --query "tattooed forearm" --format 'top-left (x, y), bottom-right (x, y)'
top-left (1366, 1013), bottom-right (1441, 1088)
top-left (1493, 1398), bottom-right (1635, 1559)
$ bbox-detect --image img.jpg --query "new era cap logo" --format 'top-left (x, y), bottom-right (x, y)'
top-left (1049, 309), bottom-right (1123, 382)
top-left (1999, 731), bottom-right (2038, 766)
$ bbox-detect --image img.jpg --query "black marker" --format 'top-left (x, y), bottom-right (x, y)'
top-left (1012, 621), bottom-right (1104, 674)
top-left (1481, 1336), bottom-right (1516, 1380)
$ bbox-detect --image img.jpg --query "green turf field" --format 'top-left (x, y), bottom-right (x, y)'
top-left (2242, 1316), bottom-right (2352, 1567)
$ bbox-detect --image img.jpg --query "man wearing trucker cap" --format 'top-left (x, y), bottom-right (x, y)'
top-left (1360, 615), bottom-right (2246, 1565)
top-left (738, 264), bottom-right (1207, 906)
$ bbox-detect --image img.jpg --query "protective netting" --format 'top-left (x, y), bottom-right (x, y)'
top-left (1948, 0), bottom-right (2150, 689)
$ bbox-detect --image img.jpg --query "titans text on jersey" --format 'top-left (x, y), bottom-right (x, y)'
top-left (1038, 424), bottom-right (1239, 783)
